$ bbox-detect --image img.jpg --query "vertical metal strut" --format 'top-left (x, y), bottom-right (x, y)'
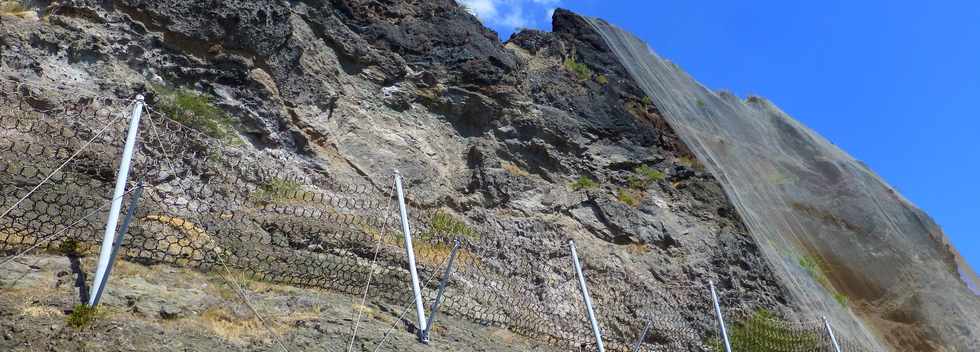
top-left (710, 280), bottom-right (732, 352)
top-left (570, 240), bottom-right (605, 352)
top-left (90, 95), bottom-right (144, 306)
top-left (394, 171), bottom-right (428, 343)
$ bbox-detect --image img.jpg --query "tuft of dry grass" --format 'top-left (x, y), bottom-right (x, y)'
top-left (361, 222), bottom-right (481, 268)
top-left (351, 303), bottom-right (374, 318)
top-left (20, 305), bottom-right (61, 318)
top-left (624, 242), bottom-right (651, 255)
top-left (198, 307), bottom-right (277, 343)
top-left (0, 1), bottom-right (36, 20)
top-left (501, 161), bottom-right (530, 177)
top-left (414, 241), bottom-right (479, 268)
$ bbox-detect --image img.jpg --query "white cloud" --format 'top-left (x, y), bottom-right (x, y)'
top-left (459, 0), bottom-right (561, 30)
top-left (501, 5), bottom-right (529, 29)
top-left (545, 7), bottom-right (556, 23)
top-left (460, 0), bottom-right (499, 21)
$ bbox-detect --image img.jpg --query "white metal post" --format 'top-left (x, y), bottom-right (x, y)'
top-left (394, 171), bottom-right (428, 343)
top-left (823, 316), bottom-right (843, 352)
top-left (89, 95), bottom-right (144, 306)
top-left (709, 280), bottom-right (733, 352)
top-left (570, 240), bottom-right (605, 352)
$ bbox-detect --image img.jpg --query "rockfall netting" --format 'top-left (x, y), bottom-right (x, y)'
top-left (0, 79), bottom-right (882, 351)
top-left (585, 16), bottom-right (980, 351)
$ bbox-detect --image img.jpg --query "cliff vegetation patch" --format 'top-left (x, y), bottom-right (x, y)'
top-left (152, 85), bottom-right (239, 144)
top-left (563, 56), bottom-right (593, 81)
top-left (67, 304), bottom-right (101, 328)
top-left (570, 176), bottom-right (598, 191)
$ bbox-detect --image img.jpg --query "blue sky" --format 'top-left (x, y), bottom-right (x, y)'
top-left (461, 0), bottom-right (980, 271)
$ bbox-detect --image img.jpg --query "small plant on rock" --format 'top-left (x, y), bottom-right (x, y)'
top-left (563, 56), bottom-right (593, 81)
top-left (799, 255), bottom-right (832, 289)
top-left (834, 292), bottom-right (849, 308)
top-left (641, 95), bottom-right (653, 106)
top-left (628, 165), bottom-right (665, 189)
top-left (420, 211), bottom-right (479, 242)
top-left (596, 74), bottom-right (609, 85)
top-left (67, 304), bottom-right (100, 328)
top-left (152, 85), bottom-right (239, 144)
top-left (616, 188), bottom-right (640, 207)
top-left (570, 176), bottom-right (598, 191)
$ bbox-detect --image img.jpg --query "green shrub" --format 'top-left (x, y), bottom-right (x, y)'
top-left (641, 95), bottom-right (653, 106)
top-left (710, 310), bottom-right (823, 352)
top-left (152, 85), bottom-right (239, 144)
top-left (250, 179), bottom-right (303, 205)
top-left (420, 211), bottom-right (479, 242)
top-left (628, 165), bottom-right (665, 190)
top-left (596, 74), bottom-right (609, 85)
top-left (563, 57), bottom-right (592, 81)
top-left (67, 304), bottom-right (100, 328)
top-left (616, 188), bottom-right (640, 207)
top-left (834, 292), bottom-right (849, 308)
top-left (799, 255), bottom-right (832, 288)
top-left (696, 99), bottom-right (706, 108)
top-left (570, 176), bottom-right (598, 191)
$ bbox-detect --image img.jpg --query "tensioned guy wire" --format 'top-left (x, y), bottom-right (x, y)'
top-left (347, 179), bottom-right (397, 352)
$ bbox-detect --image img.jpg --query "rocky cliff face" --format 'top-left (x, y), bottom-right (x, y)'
top-left (0, 1), bottom-right (974, 351)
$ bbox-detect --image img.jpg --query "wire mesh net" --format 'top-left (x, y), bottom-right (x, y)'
top-left (0, 78), bottom-right (884, 351)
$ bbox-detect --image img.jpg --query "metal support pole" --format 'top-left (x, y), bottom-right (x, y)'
top-left (570, 240), bottom-right (605, 352)
top-left (92, 180), bottom-right (143, 306)
top-left (632, 318), bottom-right (653, 352)
top-left (424, 239), bottom-right (461, 340)
top-left (394, 171), bottom-right (428, 343)
top-left (709, 280), bottom-right (732, 352)
top-left (89, 95), bottom-right (144, 306)
top-left (823, 316), bottom-right (843, 352)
